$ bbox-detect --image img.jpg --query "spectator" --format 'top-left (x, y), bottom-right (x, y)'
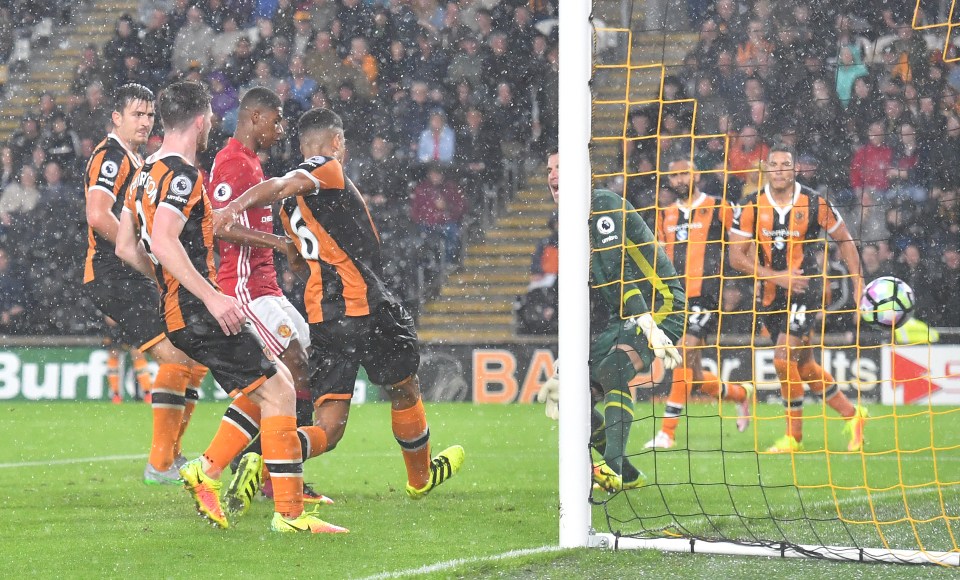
top-left (888, 122), bottom-right (926, 201)
top-left (222, 35), bottom-right (256, 88)
top-left (895, 243), bottom-right (938, 321)
top-left (727, 124), bottom-right (769, 195)
top-left (454, 106), bottom-right (501, 211)
top-left (102, 14), bottom-right (143, 77)
top-left (211, 15), bottom-right (246, 67)
top-left (0, 246), bottom-right (27, 334)
top-left (862, 242), bottom-right (896, 282)
top-left (304, 30), bottom-right (349, 95)
top-left (410, 163), bottom-right (467, 268)
top-left (845, 76), bottom-right (883, 139)
top-left (0, 146), bottom-right (15, 191)
top-left (488, 81), bottom-right (531, 166)
top-left (271, 0), bottom-right (296, 41)
top-left (930, 115), bottom-right (960, 188)
top-left (835, 45), bottom-right (869, 108)
top-left (445, 33), bottom-right (484, 91)
top-left (933, 248), bottom-right (960, 326)
top-left (481, 31), bottom-right (520, 98)
top-left (417, 110), bottom-right (456, 165)
top-left (139, 9), bottom-right (174, 87)
top-left (410, 32), bottom-right (448, 86)
top-left (343, 36), bottom-right (378, 90)
top-left (307, 0), bottom-right (337, 33)
top-left (0, 165), bottom-right (40, 223)
top-left (353, 135), bottom-right (409, 232)
top-left (291, 10), bottom-right (313, 56)
top-left (337, 0), bottom-right (373, 54)
top-left (8, 115), bottom-right (40, 169)
top-left (39, 161), bottom-right (72, 202)
top-left (172, 5), bottom-right (214, 73)
top-left (285, 54), bottom-right (316, 109)
top-left (208, 71), bottom-right (239, 120)
top-left (395, 80), bottom-right (433, 151)
top-left (850, 121), bottom-right (894, 200)
top-left (379, 39), bottom-right (414, 95)
top-left (242, 60), bottom-right (278, 91)
top-left (71, 44), bottom-right (110, 95)
top-left (737, 19), bottom-right (774, 69)
top-left (252, 17), bottom-right (276, 61)
top-left (331, 79), bottom-right (374, 146)
top-left (265, 35), bottom-right (292, 79)
top-left (40, 113), bottom-right (80, 177)
top-left (515, 212), bottom-right (558, 335)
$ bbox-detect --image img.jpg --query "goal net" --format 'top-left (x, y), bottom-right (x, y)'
top-left (558, 0), bottom-right (960, 566)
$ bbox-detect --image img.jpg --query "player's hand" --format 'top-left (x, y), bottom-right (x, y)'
top-left (212, 203), bottom-right (240, 234)
top-left (774, 269), bottom-right (808, 292)
top-left (634, 313), bottom-right (682, 370)
top-left (536, 361), bottom-right (559, 420)
top-left (205, 292), bottom-right (246, 336)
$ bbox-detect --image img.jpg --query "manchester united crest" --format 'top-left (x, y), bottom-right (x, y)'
top-left (278, 324), bottom-right (292, 338)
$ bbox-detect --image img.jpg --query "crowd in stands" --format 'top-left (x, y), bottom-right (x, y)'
top-left (0, 0), bottom-right (559, 335)
top-left (615, 0), bottom-right (960, 330)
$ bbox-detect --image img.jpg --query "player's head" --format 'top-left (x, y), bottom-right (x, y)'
top-left (298, 108), bottom-right (345, 160)
top-left (157, 80), bottom-right (213, 152)
top-left (666, 158), bottom-right (699, 201)
top-left (764, 143), bottom-right (796, 193)
top-left (111, 83), bottom-right (155, 147)
top-left (238, 87), bottom-right (284, 151)
top-left (546, 150), bottom-right (558, 203)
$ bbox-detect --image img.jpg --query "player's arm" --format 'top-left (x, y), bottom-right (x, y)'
top-left (86, 188), bottom-right (121, 244)
top-left (84, 150), bottom-right (127, 243)
top-left (152, 205), bottom-right (245, 335)
top-left (213, 172), bottom-right (317, 233)
top-left (115, 208), bottom-right (157, 280)
top-left (726, 202), bottom-right (804, 291)
top-left (213, 217), bottom-right (290, 252)
top-left (823, 200), bottom-right (864, 296)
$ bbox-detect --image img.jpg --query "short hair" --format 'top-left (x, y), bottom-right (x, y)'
top-left (298, 108), bottom-right (343, 137)
top-left (112, 83), bottom-right (155, 114)
top-left (157, 81), bottom-right (211, 130)
top-left (239, 87), bottom-right (281, 112)
top-left (767, 142), bottom-right (795, 161)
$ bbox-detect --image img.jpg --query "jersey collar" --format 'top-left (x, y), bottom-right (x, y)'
top-left (107, 132), bottom-right (143, 168)
top-left (675, 191), bottom-right (708, 213)
top-left (227, 137), bottom-right (256, 159)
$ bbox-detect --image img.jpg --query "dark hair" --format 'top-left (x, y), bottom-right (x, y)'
top-left (767, 142), bottom-right (795, 161)
top-left (239, 87), bottom-right (281, 112)
top-left (112, 83), bottom-right (155, 114)
top-left (157, 81), bottom-right (211, 130)
top-left (298, 108), bottom-right (343, 136)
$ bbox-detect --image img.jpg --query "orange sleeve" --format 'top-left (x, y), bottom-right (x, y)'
top-left (817, 195), bottom-right (842, 234)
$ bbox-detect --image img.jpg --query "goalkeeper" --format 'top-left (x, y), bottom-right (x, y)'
top-left (538, 152), bottom-right (686, 492)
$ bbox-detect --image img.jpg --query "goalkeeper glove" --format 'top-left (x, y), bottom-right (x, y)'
top-left (536, 361), bottom-right (560, 420)
top-left (633, 313), bottom-right (682, 370)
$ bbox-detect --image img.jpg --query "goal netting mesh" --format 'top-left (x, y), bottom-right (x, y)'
top-left (584, 1), bottom-right (960, 565)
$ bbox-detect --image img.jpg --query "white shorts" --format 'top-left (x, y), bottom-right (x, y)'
top-left (241, 295), bottom-right (310, 356)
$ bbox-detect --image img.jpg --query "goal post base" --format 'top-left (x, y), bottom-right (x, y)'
top-left (590, 533), bottom-right (960, 567)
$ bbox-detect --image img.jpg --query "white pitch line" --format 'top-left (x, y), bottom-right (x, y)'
top-left (355, 545), bottom-right (564, 580)
top-left (0, 453), bottom-right (147, 469)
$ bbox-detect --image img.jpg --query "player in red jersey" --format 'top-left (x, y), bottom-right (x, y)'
top-left (209, 87), bottom-right (331, 510)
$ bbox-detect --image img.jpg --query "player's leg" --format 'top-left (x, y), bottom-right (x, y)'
top-left (106, 343), bottom-right (122, 404)
top-left (593, 341), bottom-right (644, 488)
top-left (795, 337), bottom-right (866, 451)
top-left (128, 347), bottom-right (153, 403)
top-left (173, 364), bottom-right (207, 466)
top-left (143, 337), bottom-right (195, 480)
top-left (649, 333), bottom-right (698, 449)
top-left (768, 332), bottom-right (806, 452)
top-left (365, 301), bottom-right (463, 499)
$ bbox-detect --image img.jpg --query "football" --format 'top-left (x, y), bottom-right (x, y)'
top-left (859, 276), bottom-right (915, 328)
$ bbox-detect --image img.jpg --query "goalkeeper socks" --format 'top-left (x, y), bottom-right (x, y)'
top-left (297, 425), bottom-right (328, 459)
top-left (391, 398), bottom-right (431, 489)
top-left (202, 394), bottom-right (261, 478)
top-left (174, 387), bottom-right (199, 458)
top-left (591, 408), bottom-right (607, 454)
top-left (148, 363), bottom-right (190, 471)
top-left (107, 351), bottom-right (120, 399)
top-left (133, 355), bottom-right (152, 397)
top-left (602, 389), bottom-right (635, 475)
top-left (261, 414), bottom-right (304, 518)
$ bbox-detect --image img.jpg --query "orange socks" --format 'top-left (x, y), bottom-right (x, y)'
top-left (799, 360), bottom-right (855, 418)
top-left (700, 371), bottom-right (748, 403)
top-left (296, 425), bottom-right (328, 460)
top-left (392, 398), bottom-right (431, 490)
top-left (662, 368), bottom-right (692, 438)
top-left (202, 394), bottom-right (261, 478)
top-left (133, 356), bottom-right (152, 397)
top-left (148, 363), bottom-right (191, 471)
top-left (173, 365), bottom-right (207, 457)
top-left (107, 352), bottom-right (120, 398)
top-left (774, 358), bottom-right (805, 441)
top-left (261, 415), bottom-right (304, 518)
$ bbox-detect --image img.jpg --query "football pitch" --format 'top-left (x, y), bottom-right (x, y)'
top-left (0, 401), bottom-right (957, 578)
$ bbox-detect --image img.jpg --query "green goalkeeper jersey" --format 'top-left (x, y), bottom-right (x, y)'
top-left (590, 188), bottom-right (686, 330)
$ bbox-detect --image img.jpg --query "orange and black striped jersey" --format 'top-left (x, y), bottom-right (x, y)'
top-left (278, 155), bottom-right (390, 324)
top-left (656, 192), bottom-right (733, 301)
top-left (83, 134), bottom-right (142, 283)
top-left (730, 183), bottom-right (843, 307)
top-left (123, 153), bottom-right (219, 333)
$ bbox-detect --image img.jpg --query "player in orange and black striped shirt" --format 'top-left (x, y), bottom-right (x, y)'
top-left (81, 83), bottom-right (204, 485)
top-left (118, 81), bottom-right (342, 533)
top-left (215, 108), bottom-right (464, 500)
top-left (728, 144), bottom-right (866, 453)
top-left (646, 159), bottom-right (753, 449)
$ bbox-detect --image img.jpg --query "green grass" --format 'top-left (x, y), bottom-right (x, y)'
top-left (0, 400), bottom-right (956, 577)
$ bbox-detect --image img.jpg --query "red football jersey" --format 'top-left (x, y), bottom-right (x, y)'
top-left (209, 138), bottom-right (283, 302)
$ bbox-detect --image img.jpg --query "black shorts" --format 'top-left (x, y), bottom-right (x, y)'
top-left (685, 296), bottom-right (720, 341)
top-left (168, 311), bottom-right (277, 397)
top-left (308, 301), bottom-right (420, 402)
top-left (84, 277), bottom-right (166, 351)
top-left (759, 283), bottom-right (825, 344)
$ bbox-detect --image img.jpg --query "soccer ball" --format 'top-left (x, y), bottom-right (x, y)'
top-left (859, 276), bottom-right (915, 328)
